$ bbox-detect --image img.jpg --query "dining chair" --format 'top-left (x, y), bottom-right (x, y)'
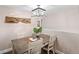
top-left (11, 37), bottom-right (29, 54)
top-left (42, 35), bottom-right (56, 54)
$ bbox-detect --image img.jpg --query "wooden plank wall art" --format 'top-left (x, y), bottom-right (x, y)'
top-left (5, 16), bottom-right (31, 24)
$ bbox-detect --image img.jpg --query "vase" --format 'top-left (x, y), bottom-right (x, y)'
top-left (36, 33), bottom-right (41, 38)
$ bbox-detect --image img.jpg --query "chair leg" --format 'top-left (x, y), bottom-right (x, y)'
top-left (53, 49), bottom-right (55, 54)
top-left (51, 49), bottom-right (55, 54)
top-left (47, 50), bottom-right (49, 54)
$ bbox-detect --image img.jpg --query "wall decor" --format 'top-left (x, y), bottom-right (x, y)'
top-left (21, 18), bottom-right (31, 24)
top-left (5, 16), bottom-right (31, 24)
top-left (5, 16), bottom-right (19, 23)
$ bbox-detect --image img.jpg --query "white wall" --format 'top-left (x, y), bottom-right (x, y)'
top-left (43, 6), bottom-right (79, 33)
top-left (43, 5), bottom-right (79, 53)
top-left (0, 6), bottom-right (37, 51)
top-left (55, 31), bottom-right (79, 54)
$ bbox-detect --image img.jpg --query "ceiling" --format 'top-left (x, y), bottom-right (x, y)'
top-left (0, 5), bottom-right (56, 12)
top-left (0, 5), bottom-right (79, 15)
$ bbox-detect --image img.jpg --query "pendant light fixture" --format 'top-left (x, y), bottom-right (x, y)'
top-left (32, 5), bottom-right (46, 17)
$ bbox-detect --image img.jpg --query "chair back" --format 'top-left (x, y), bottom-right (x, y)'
top-left (48, 35), bottom-right (56, 49)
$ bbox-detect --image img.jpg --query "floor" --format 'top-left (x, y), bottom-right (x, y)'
top-left (4, 48), bottom-right (55, 54)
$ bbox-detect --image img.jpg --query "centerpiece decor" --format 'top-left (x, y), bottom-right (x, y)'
top-left (33, 26), bottom-right (42, 38)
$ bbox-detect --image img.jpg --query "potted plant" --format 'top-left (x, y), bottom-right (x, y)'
top-left (33, 26), bottom-right (42, 38)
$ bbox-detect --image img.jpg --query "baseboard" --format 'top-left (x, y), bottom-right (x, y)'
top-left (55, 50), bottom-right (64, 54)
top-left (0, 48), bottom-right (12, 54)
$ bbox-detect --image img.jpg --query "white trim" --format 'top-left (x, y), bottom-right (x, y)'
top-left (55, 50), bottom-right (64, 54)
top-left (0, 48), bottom-right (12, 54)
top-left (43, 28), bottom-right (79, 34)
